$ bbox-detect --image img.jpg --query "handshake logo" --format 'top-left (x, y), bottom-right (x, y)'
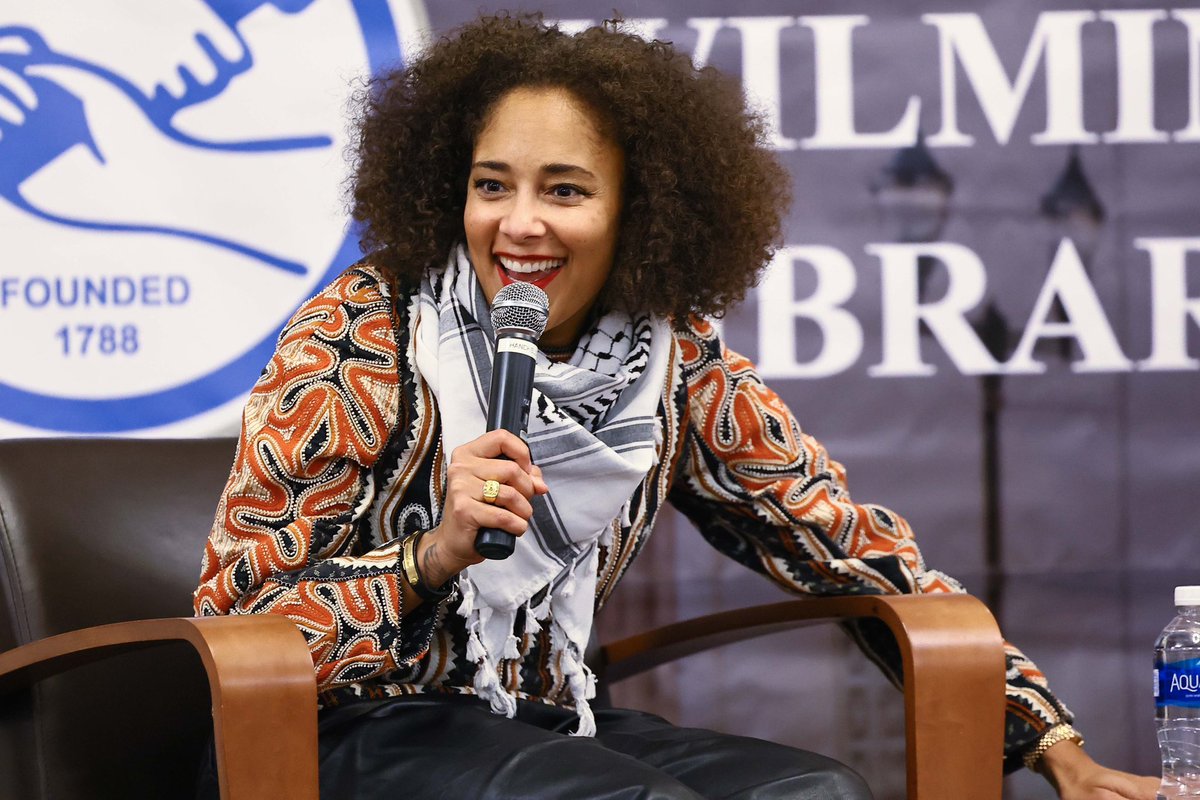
top-left (0, 0), bottom-right (427, 434)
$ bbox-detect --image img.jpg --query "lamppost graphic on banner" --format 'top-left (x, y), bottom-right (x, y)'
top-left (869, 129), bottom-right (953, 303)
top-left (1039, 146), bottom-right (1106, 361)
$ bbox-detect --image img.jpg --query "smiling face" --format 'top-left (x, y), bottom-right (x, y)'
top-left (465, 86), bottom-right (624, 349)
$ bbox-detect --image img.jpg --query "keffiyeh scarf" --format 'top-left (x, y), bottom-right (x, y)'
top-left (414, 248), bottom-right (672, 735)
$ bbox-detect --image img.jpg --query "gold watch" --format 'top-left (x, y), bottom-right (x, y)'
top-left (1022, 724), bottom-right (1084, 772)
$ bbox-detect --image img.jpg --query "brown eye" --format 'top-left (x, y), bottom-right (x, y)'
top-left (550, 184), bottom-right (586, 199)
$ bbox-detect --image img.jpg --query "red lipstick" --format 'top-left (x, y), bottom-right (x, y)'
top-left (495, 258), bottom-right (563, 290)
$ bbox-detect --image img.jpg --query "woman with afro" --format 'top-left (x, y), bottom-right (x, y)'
top-left (195, 13), bottom-right (1157, 800)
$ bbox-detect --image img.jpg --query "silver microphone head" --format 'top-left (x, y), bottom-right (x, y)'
top-left (491, 282), bottom-right (550, 340)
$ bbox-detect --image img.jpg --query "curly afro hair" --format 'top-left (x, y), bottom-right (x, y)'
top-left (350, 12), bottom-right (790, 322)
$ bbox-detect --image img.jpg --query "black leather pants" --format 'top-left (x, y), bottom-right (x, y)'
top-left (311, 694), bottom-right (875, 800)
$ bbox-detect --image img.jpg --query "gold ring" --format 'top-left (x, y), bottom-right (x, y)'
top-left (482, 479), bottom-right (501, 504)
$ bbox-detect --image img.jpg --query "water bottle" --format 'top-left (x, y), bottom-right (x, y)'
top-left (1156, 586), bottom-right (1200, 799)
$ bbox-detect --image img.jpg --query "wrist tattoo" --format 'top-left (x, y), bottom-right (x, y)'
top-left (422, 540), bottom-right (449, 586)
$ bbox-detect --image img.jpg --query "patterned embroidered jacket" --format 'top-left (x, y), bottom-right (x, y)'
top-left (194, 262), bottom-right (1071, 772)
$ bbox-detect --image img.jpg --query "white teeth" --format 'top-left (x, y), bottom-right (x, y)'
top-left (498, 256), bottom-right (564, 274)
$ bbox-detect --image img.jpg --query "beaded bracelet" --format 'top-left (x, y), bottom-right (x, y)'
top-left (400, 530), bottom-right (451, 602)
top-left (1022, 724), bottom-right (1084, 772)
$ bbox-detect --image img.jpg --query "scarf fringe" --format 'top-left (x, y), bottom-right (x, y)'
top-left (458, 577), bottom-right (518, 717)
top-left (551, 620), bottom-right (597, 737)
top-left (458, 574), bottom-right (597, 734)
top-left (502, 633), bottom-right (522, 660)
top-left (525, 592), bottom-right (552, 634)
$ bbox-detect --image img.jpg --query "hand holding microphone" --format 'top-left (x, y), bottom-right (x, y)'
top-left (419, 283), bottom-right (550, 585)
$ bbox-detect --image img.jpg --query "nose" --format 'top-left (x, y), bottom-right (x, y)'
top-left (498, 192), bottom-right (547, 240)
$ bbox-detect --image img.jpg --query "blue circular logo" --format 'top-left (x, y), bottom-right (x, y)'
top-left (0, 0), bottom-right (428, 433)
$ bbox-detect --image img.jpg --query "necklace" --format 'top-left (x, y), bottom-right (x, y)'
top-left (541, 343), bottom-right (576, 362)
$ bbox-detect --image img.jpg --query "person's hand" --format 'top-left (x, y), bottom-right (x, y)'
top-left (417, 430), bottom-right (548, 587)
top-left (5, 55), bottom-right (310, 256)
top-left (0, 37), bottom-right (35, 143)
top-left (1039, 740), bottom-right (1159, 800)
top-left (10, 0), bottom-right (245, 103)
top-left (0, 29), bottom-right (106, 197)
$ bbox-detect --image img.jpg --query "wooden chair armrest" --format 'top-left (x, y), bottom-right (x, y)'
top-left (599, 593), bottom-right (1005, 800)
top-left (0, 616), bottom-right (318, 800)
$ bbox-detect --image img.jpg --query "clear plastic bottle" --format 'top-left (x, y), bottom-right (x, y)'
top-left (1156, 586), bottom-right (1200, 799)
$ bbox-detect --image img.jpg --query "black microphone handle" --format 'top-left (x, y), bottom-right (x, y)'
top-left (474, 336), bottom-right (538, 560)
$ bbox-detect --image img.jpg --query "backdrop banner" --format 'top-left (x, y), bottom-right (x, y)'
top-left (2, 1), bottom-right (1196, 796)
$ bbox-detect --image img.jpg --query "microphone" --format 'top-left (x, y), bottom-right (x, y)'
top-left (474, 281), bottom-right (550, 560)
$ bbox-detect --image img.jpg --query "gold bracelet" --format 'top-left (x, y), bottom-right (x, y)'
top-left (1022, 724), bottom-right (1084, 772)
top-left (400, 531), bottom-right (450, 602)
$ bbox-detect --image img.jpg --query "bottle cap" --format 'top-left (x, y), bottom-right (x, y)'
top-left (1176, 586), bottom-right (1200, 606)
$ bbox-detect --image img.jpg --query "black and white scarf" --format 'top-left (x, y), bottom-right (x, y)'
top-left (414, 248), bottom-right (672, 734)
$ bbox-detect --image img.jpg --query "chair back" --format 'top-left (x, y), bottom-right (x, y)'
top-left (0, 437), bottom-right (236, 799)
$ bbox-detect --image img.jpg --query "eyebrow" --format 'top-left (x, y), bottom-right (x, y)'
top-left (472, 160), bottom-right (597, 179)
top-left (543, 163), bottom-right (597, 179)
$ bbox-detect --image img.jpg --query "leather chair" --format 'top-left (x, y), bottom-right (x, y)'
top-left (0, 437), bottom-right (1006, 799)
